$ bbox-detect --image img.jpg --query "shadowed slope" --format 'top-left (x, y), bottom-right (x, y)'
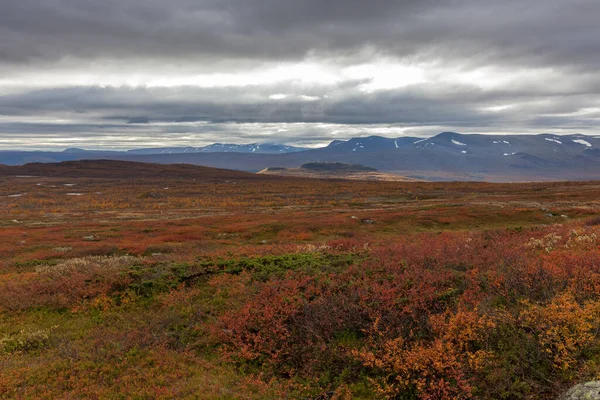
top-left (0, 159), bottom-right (268, 181)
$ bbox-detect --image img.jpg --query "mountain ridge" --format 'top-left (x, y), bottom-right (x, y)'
top-left (3, 132), bottom-right (600, 182)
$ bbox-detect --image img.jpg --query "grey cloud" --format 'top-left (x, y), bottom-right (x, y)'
top-left (1, 0), bottom-right (599, 72)
top-left (0, 83), bottom-right (498, 125)
top-left (1, 78), bottom-right (598, 145)
top-left (1, 0), bottom-right (600, 149)
top-left (3, 76), bottom-right (599, 124)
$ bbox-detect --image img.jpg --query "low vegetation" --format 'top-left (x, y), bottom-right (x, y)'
top-left (1, 161), bottom-right (600, 398)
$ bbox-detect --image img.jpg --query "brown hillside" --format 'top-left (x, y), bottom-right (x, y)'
top-left (0, 159), bottom-right (266, 181)
top-left (258, 162), bottom-right (421, 181)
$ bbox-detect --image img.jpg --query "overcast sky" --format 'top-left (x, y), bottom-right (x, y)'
top-left (1, 0), bottom-right (599, 150)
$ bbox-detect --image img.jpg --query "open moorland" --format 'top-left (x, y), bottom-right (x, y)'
top-left (2, 160), bottom-right (600, 399)
top-left (257, 162), bottom-right (420, 182)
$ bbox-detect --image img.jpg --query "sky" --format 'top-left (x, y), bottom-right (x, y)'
top-left (1, 0), bottom-right (599, 150)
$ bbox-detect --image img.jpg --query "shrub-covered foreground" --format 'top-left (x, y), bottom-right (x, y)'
top-left (2, 222), bottom-right (600, 399)
top-left (214, 225), bottom-right (600, 399)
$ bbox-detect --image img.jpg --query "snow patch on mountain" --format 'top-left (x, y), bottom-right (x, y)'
top-left (573, 139), bottom-right (592, 147)
top-left (545, 138), bottom-right (562, 144)
top-left (452, 140), bottom-right (467, 146)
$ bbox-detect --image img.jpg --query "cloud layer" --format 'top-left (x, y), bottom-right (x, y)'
top-left (1, 0), bottom-right (599, 149)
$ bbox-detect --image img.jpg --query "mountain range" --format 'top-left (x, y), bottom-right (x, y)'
top-left (3, 132), bottom-right (600, 181)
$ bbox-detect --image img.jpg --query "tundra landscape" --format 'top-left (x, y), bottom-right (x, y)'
top-left (2, 160), bottom-right (600, 399)
top-left (3, 0), bottom-right (600, 398)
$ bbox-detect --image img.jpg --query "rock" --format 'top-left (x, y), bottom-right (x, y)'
top-left (560, 381), bottom-right (600, 400)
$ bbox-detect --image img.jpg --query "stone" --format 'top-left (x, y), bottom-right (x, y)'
top-left (560, 381), bottom-right (600, 400)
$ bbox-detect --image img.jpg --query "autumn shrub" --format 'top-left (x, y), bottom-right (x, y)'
top-left (521, 292), bottom-right (600, 374)
top-left (212, 223), bottom-right (600, 397)
top-left (125, 263), bottom-right (189, 298)
top-left (215, 249), bottom-right (473, 381)
top-left (357, 336), bottom-right (473, 399)
top-left (0, 256), bottom-right (140, 310)
top-left (216, 269), bottom-right (386, 380)
top-left (0, 326), bottom-right (57, 354)
top-left (351, 309), bottom-right (496, 399)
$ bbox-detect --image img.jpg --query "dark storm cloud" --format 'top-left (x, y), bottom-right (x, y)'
top-left (0, 0), bottom-right (598, 71)
top-left (0, 0), bottom-right (424, 65)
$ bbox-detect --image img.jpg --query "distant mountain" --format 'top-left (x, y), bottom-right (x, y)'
top-left (310, 132), bottom-right (600, 181)
top-left (326, 136), bottom-right (419, 153)
top-left (0, 142), bottom-right (308, 165)
top-left (324, 132), bottom-right (600, 157)
top-left (126, 143), bottom-right (307, 155)
top-left (2, 133), bottom-right (600, 182)
top-left (62, 148), bottom-right (122, 154)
